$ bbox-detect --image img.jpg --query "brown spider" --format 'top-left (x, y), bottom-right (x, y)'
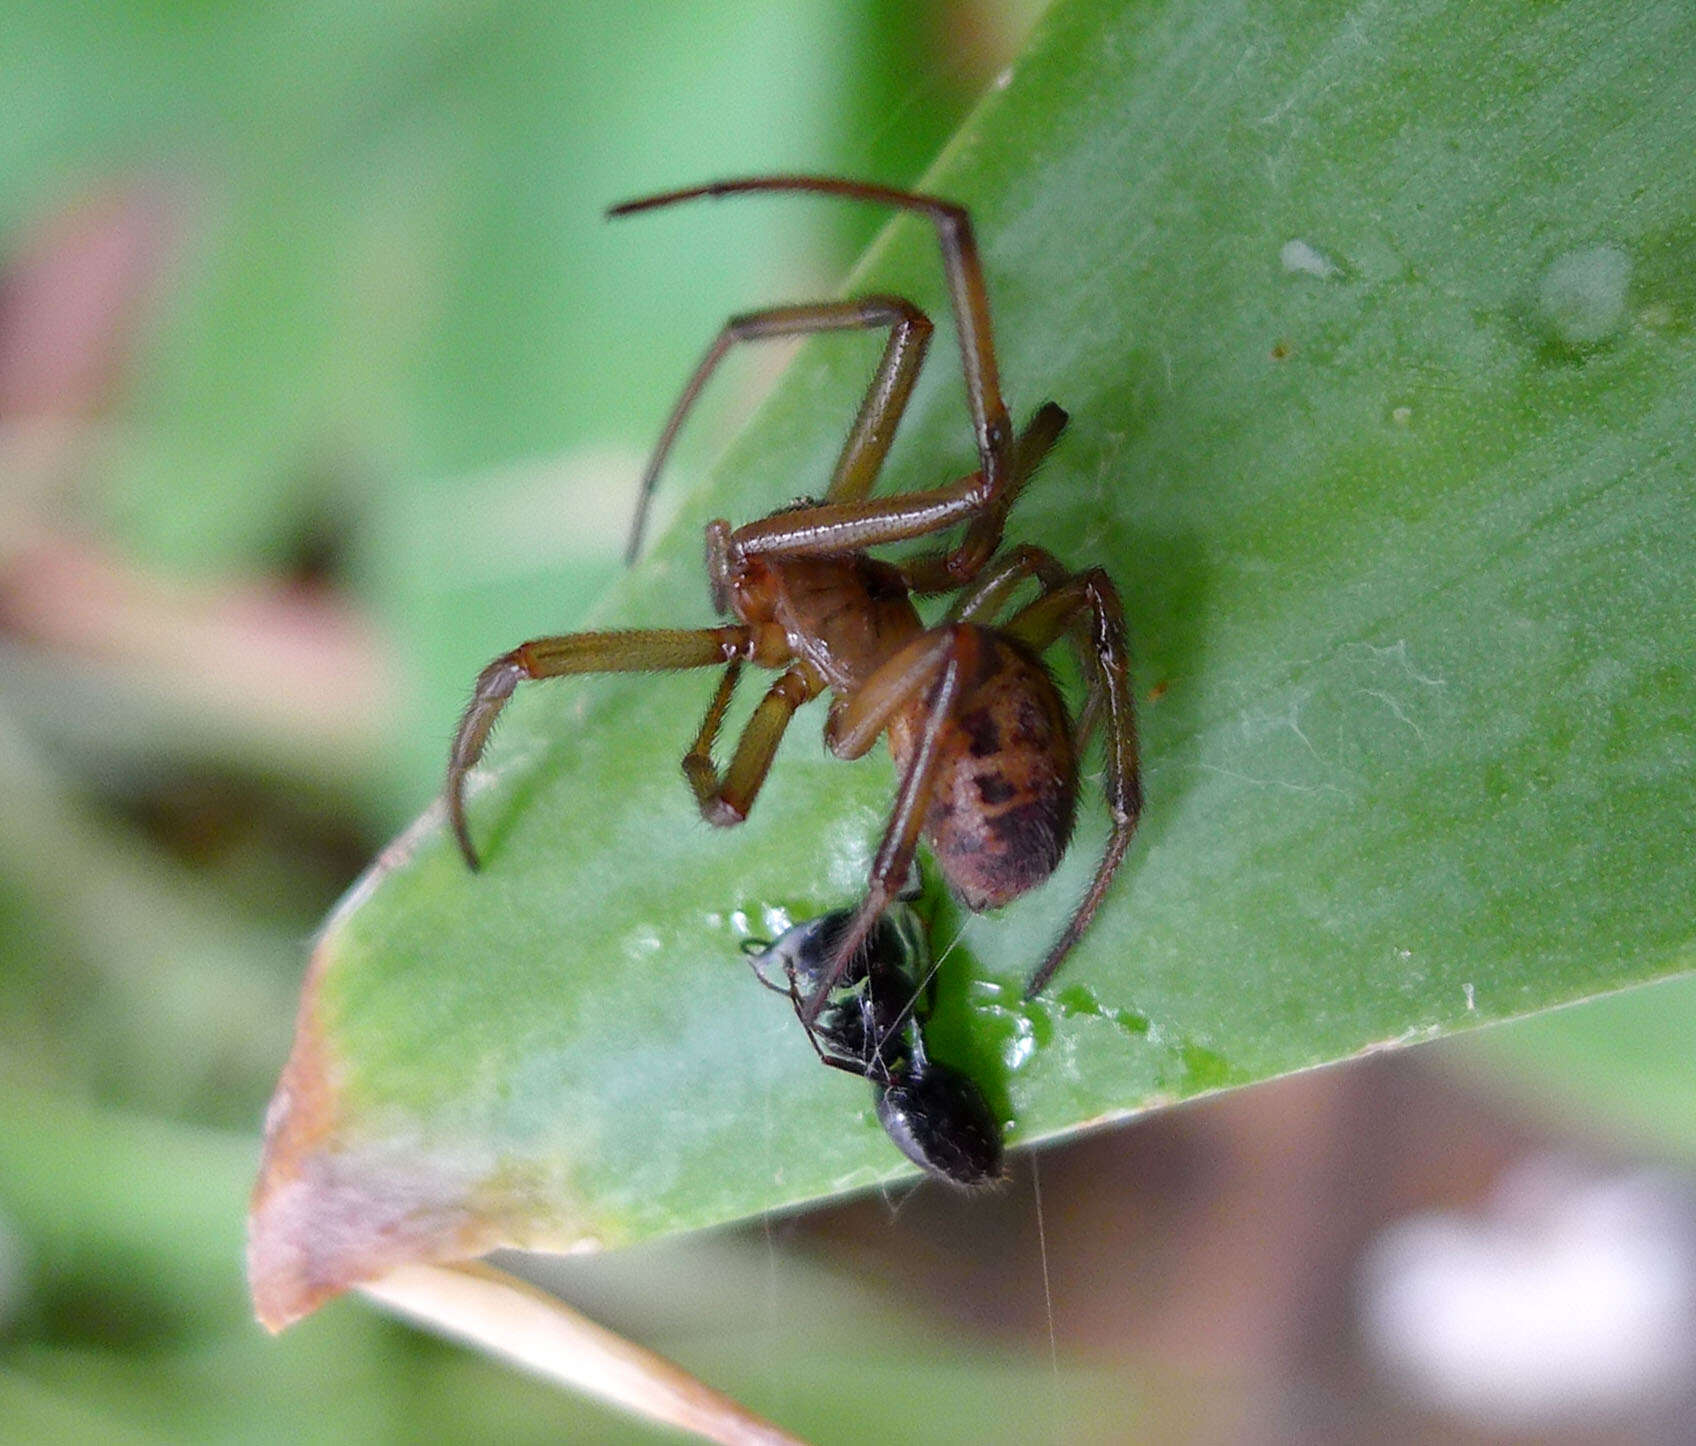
top-left (446, 176), bottom-right (1141, 1023)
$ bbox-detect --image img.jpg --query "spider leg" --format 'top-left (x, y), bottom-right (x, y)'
top-left (683, 662), bottom-right (825, 825)
top-left (610, 176), bottom-right (1014, 503)
top-left (613, 178), bottom-right (1078, 586)
top-left (1002, 570), bottom-right (1142, 998)
top-left (718, 401), bottom-right (1072, 576)
top-left (945, 541), bottom-right (1071, 622)
top-left (798, 626), bottom-right (974, 1027)
top-left (447, 625), bottom-right (751, 869)
top-left (623, 297), bottom-right (933, 564)
top-left (823, 629), bottom-right (959, 761)
top-left (902, 403), bottom-right (1071, 594)
top-left (723, 475), bottom-right (987, 561)
top-left (948, 541), bottom-right (1106, 736)
top-left (683, 659), bottom-right (743, 803)
top-left (826, 299), bottom-right (934, 504)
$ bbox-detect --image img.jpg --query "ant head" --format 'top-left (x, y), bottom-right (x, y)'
top-left (874, 1064), bottom-right (1003, 1188)
top-left (750, 902), bottom-right (928, 994)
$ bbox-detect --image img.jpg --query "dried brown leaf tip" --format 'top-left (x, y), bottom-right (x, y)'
top-left (249, 937), bottom-right (471, 1330)
top-left (248, 908), bottom-right (602, 1331)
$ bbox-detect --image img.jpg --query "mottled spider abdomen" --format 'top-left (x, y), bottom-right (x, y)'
top-left (891, 625), bottom-right (1078, 913)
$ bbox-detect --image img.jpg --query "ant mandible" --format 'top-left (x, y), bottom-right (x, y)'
top-left (446, 176), bottom-right (1142, 1024)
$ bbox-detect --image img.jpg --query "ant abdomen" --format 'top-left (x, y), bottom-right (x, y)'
top-left (875, 1064), bottom-right (1003, 1188)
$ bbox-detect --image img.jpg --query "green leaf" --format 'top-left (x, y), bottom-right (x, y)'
top-left (252, 0), bottom-right (1696, 1326)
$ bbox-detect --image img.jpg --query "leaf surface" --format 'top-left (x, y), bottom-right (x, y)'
top-left (252, 0), bottom-right (1696, 1326)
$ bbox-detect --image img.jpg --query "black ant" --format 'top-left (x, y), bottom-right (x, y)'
top-left (446, 176), bottom-right (1142, 1023)
top-left (745, 900), bottom-right (1002, 1187)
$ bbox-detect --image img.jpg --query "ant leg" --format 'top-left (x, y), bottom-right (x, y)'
top-left (683, 663), bottom-right (825, 825)
top-left (1003, 572), bottom-right (1143, 997)
top-left (744, 947), bottom-right (791, 995)
top-left (751, 961), bottom-right (883, 1077)
top-left (624, 298), bottom-right (933, 563)
top-left (611, 177), bottom-right (1015, 505)
top-left (799, 627), bottom-right (974, 1026)
top-left (812, 1049), bottom-right (877, 1081)
top-left (447, 625), bottom-right (751, 869)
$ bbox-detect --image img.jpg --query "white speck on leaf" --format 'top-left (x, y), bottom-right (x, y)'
top-left (1281, 238), bottom-right (1340, 279)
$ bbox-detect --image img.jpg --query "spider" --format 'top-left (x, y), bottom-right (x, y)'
top-left (446, 175), bottom-right (1142, 1024)
top-left (745, 899), bottom-right (1002, 1187)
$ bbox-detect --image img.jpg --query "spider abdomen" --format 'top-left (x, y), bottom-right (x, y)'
top-left (890, 627), bottom-right (1078, 913)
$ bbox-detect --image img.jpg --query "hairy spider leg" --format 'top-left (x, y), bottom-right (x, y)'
top-left (610, 176), bottom-right (1020, 582)
top-left (1002, 569), bottom-right (1142, 997)
top-left (622, 297), bottom-right (933, 563)
top-left (683, 660), bottom-right (826, 826)
top-left (947, 541), bottom-right (1071, 622)
top-left (447, 625), bottom-right (752, 869)
top-left (714, 402), bottom-right (1069, 581)
top-left (902, 403), bottom-right (1071, 595)
top-left (791, 626), bottom-right (977, 1026)
top-left (948, 540), bottom-right (1106, 743)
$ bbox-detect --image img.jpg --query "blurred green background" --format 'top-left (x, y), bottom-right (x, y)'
top-left (2, 2), bottom-right (1692, 1442)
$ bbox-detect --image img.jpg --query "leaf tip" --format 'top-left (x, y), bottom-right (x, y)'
top-left (248, 920), bottom-right (609, 1331)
